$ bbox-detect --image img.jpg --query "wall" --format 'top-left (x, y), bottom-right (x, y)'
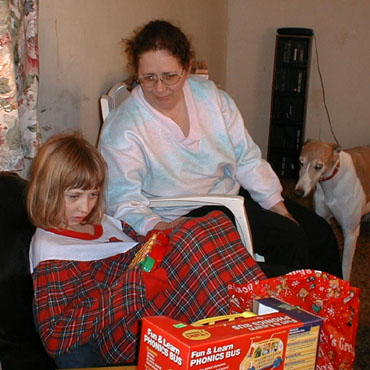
top-left (227, 0), bottom-right (370, 156)
top-left (37, 0), bottom-right (370, 161)
top-left (38, 0), bottom-right (228, 146)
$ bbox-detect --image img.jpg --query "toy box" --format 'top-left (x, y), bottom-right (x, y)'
top-left (138, 298), bottom-right (322, 370)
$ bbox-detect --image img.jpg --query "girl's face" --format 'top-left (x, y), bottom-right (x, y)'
top-left (63, 188), bottom-right (100, 228)
top-left (137, 49), bottom-right (189, 113)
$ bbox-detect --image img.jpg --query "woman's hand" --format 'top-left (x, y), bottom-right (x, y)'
top-left (269, 201), bottom-right (299, 225)
top-left (154, 217), bottom-right (186, 231)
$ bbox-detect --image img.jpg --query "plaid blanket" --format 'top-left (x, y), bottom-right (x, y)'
top-left (32, 211), bottom-right (264, 363)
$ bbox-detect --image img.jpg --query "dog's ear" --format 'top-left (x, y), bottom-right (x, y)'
top-left (331, 143), bottom-right (342, 153)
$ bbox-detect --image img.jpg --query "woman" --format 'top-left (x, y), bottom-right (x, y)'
top-left (27, 133), bottom-right (264, 367)
top-left (98, 20), bottom-right (342, 278)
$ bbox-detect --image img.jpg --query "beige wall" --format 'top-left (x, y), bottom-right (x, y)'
top-left (38, 0), bottom-right (370, 160)
top-left (227, 0), bottom-right (370, 156)
top-left (38, 0), bottom-right (228, 146)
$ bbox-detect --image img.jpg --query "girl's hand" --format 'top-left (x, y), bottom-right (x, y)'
top-left (154, 217), bottom-right (185, 231)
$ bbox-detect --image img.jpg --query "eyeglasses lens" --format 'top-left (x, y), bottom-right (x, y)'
top-left (139, 71), bottom-right (183, 88)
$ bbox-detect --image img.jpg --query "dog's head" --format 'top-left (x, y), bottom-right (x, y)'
top-left (294, 139), bottom-right (341, 197)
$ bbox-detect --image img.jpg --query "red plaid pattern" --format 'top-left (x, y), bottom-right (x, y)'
top-left (32, 211), bottom-right (264, 364)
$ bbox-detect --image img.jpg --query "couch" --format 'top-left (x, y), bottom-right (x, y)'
top-left (0, 172), bottom-right (55, 370)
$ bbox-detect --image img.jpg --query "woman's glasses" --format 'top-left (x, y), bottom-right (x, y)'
top-left (138, 69), bottom-right (184, 88)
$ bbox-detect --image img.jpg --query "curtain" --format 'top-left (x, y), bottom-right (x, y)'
top-left (0, 0), bottom-right (41, 171)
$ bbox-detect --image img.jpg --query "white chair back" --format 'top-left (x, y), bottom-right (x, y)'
top-left (100, 82), bottom-right (130, 122)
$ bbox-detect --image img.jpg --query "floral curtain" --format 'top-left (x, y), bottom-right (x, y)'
top-left (0, 0), bottom-right (41, 171)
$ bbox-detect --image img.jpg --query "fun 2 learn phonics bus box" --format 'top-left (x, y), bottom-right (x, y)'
top-left (137, 298), bottom-right (322, 370)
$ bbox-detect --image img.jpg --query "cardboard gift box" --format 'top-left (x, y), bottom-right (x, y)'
top-left (138, 298), bottom-right (322, 370)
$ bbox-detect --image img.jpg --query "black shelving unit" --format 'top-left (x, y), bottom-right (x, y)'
top-left (267, 28), bottom-right (313, 178)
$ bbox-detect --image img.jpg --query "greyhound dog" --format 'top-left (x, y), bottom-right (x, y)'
top-left (295, 139), bottom-right (370, 281)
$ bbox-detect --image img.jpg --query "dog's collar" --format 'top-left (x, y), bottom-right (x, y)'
top-left (319, 160), bottom-right (340, 182)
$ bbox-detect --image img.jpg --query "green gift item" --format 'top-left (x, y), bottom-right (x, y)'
top-left (139, 256), bottom-right (156, 272)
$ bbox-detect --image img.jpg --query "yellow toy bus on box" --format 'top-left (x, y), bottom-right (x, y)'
top-left (239, 337), bottom-right (284, 370)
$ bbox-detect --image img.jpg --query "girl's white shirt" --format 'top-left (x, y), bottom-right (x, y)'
top-left (29, 214), bottom-right (138, 273)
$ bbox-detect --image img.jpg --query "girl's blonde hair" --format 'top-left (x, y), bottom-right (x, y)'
top-left (27, 132), bottom-right (107, 229)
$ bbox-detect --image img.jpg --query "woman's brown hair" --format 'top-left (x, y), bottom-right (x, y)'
top-left (27, 132), bottom-right (107, 229)
top-left (124, 19), bottom-right (195, 74)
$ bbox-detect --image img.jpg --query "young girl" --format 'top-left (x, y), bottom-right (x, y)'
top-left (27, 133), bottom-right (265, 368)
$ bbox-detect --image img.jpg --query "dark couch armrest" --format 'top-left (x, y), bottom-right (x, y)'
top-left (0, 172), bottom-right (55, 370)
